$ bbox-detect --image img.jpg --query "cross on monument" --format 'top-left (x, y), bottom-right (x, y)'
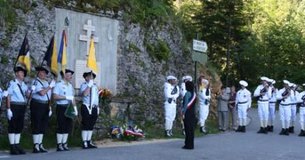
top-left (79, 19), bottom-right (99, 55)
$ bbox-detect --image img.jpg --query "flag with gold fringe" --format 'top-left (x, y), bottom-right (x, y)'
top-left (44, 35), bottom-right (58, 77)
top-left (58, 30), bottom-right (67, 71)
top-left (86, 35), bottom-right (98, 74)
top-left (16, 34), bottom-right (31, 72)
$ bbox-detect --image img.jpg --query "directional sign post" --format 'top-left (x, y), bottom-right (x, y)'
top-left (192, 39), bottom-right (208, 86)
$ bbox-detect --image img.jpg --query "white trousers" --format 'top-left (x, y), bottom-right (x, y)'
top-left (268, 103), bottom-right (276, 125)
top-left (279, 105), bottom-right (291, 128)
top-left (199, 103), bottom-right (209, 127)
top-left (164, 103), bottom-right (176, 130)
top-left (237, 104), bottom-right (248, 126)
top-left (290, 105), bottom-right (297, 126)
top-left (299, 107), bottom-right (305, 130)
top-left (258, 102), bottom-right (269, 121)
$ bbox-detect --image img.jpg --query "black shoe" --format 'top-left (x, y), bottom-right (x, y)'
top-left (263, 127), bottom-right (268, 134)
top-left (87, 141), bottom-right (97, 149)
top-left (10, 145), bottom-right (19, 155)
top-left (289, 126), bottom-right (294, 133)
top-left (15, 144), bottom-right (25, 154)
top-left (82, 141), bottom-right (88, 149)
top-left (182, 146), bottom-right (194, 150)
top-left (279, 128), bottom-right (285, 135)
top-left (62, 143), bottom-right (69, 151)
top-left (33, 144), bottom-right (40, 153)
top-left (269, 126), bottom-right (274, 132)
top-left (235, 126), bottom-right (242, 132)
top-left (257, 127), bottom-right (264, 134)
top-left (57, 143), bottom-right (64, 151)
top-left (39, 144), bottom-right (48, 153)
top-left (241, 126), bottom-right (246, 133)
top-left (165, 130), bottom-right (171, 137)
top-left (284, 129), bottom-right (289, 135)
top-left (298, 130), bottom-right (305, 136)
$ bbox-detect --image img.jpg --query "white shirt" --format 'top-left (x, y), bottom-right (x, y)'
top-left (269, 86), bottom-right (278, 103)
top-left (253, 84), bottom-right (272, 101)
top-left (7, 79), bottom-right (28, 103)
top-left (164, 82), bottom-right (179, 104)
top-left (180, 82), bottom-right (186, 97)
top-left (276, 88), bottom-right (293, 105)
top-left (198, 87), bottom-right (211, 105)
top-left (80, 81), bottom-right (99, 107)
top-left (236, 88), bottom-right (252, 108)
top-left (53, 80), bottom-right (74, 105)
top-left (31, 78), bottom-right (52, 101)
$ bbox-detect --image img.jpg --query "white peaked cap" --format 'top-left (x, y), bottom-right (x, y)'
top-left (202, 79), bottom-right (209, 85)
top-left (183, 75), bottom-right (193, 82)
top-left (302, 83), bottom-right (305, 86)
top-left (167, 75), bottom-right (177, 81)
top-left (290, 83), bottom-right (296, 87)
top-left (260, 76), bottom-right (269, 81)
top-left (239, 80), bottom-right (248, 87)
top-left (283, 80), bottom-right (290, 84)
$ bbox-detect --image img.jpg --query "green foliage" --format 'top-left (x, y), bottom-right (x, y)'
top-left (0, 0), bottom-right (18, 47)
top-left (128, 43), bottom-right (141, 55)
top-left (146, 39), bottom-right (171, 62)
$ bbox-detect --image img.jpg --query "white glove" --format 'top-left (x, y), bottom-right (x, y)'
top-left (7, 109), bottom-right (13, 120)
top-left (2, 90), bottom-right (8, 97)
top-left (31, 85), bottom-right (36, 91)
top-left (49, 80), bottom-right (56, 88)
top-left (88, 80), bottom-right (94, 88)
top-left (73, 106), bottom-right (78, 116)
top-left (49, 110), bottom-right (52, 117)
top-left (66, 96), bottom-right (74, 101)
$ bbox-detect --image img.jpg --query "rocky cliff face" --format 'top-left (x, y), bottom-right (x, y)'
top-left (0, 0), bottom-right (194, 134)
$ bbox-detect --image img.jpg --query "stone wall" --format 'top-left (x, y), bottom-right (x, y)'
top-left (0, 0), bottom-right (195, 135)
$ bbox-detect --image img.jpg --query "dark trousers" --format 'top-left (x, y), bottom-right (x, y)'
top-left (8, 104), bottom-right (26, 133)
top-left (56, 105), bottom-right (72, 134)
top-left (81, 105), bottom-right (98, 130)
top-left (30, 100), bottom-right (49, 134)
top-left (183, 106), bottom-right (195, 149)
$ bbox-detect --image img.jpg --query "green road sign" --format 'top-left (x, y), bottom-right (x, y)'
top-left (192, 51), bottom-right (208, 64)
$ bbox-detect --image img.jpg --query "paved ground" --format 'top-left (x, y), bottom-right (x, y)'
top-left (1, 109), bottom-right (305, 160)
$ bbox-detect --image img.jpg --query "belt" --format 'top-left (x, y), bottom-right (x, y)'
top-left (11, 101), bottom-right (26, 105)
top-left (258, 99), bottom-right (269, 102)
top-left (56, 104), bottom-right (69, 107)
top-left (280, 103), bottom-right (290, 106)
top-left (32, 99), bottom-right (49, 104)
top-left (238, 101), bottom-right (248, 104)
top-left (269, 101), bottom-right (276, 104)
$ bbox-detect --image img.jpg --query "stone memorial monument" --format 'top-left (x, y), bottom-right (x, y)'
top-left (55, 8), bottom-right (119, 94)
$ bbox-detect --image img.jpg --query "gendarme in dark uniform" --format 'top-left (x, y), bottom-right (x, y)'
top-left (53, 69), bottom-right (77, 151)
top-left (6, 65), bottom-right (29, 155)
top-left (30, 66), bottom-right (56, 153)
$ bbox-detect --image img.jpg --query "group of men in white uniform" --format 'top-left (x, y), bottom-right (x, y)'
top-left (164, 74), bottom-right (305, 137)
top-left (163, 75), bottom-right (211, 136)
top-left (235, 77), bottom-right (305, 136)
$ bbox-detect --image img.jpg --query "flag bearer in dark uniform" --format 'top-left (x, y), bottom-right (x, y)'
top-left (6, 65), bottom-right (29, 155)
top-left (53, 69), bottom-right (77, 151)
top-left (30, 66), bottom-right (56, 153)
top-left (181, 81), bottom-right (196, 150)
top-left (80, 72), bottom-right (99, 149)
